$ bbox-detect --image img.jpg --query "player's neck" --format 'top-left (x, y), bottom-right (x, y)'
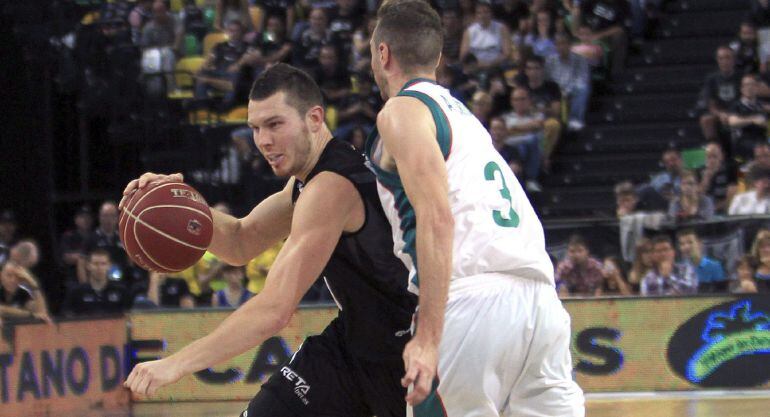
top-left (385, 71), bottom-right (436, 98)
top-left (295, 127), bottom-right (334, 183)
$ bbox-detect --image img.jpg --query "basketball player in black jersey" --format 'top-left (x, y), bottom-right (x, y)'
top-left (121, 64), bottom-right (416, 417)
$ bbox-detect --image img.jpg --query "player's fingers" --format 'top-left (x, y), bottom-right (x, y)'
top-left (401, 360), bottom-right (419, 388)
top-left (118, 191), bottom-right (134, 211)
top-left (138, 172), bottom-right (158, 189)
top-left (122, 179), bottom-right (139, 195)
top-left (406, 368), bottom-right (433, 405)
top-left (171, 172), bottom-right (184, 182)
top-left (124, 367), bottom-right (138, 388)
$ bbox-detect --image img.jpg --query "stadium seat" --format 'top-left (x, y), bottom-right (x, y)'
top-left (682, 147), bottom-right (706, 170)
top-left (203, 32), bottom-right (228, 56)
top-left (174, 56), bottom-right (206, 89)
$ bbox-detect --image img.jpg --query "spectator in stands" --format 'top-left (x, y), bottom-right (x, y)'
top-left (699, 46), bottom-right (740, 143)
top-left (0, 262), bottom-right (50, 323)
top-left (0, 209), bottom-right (17, 265)
top-left (470, 90), bottom-right (494, 129)
top-left (728, 74), bottom-right (768, 161)
top-left (527, 9), bottom-right (557, 58)
top-left (641, 235), bottom-right (698, 296)
top-left (350, 15), bottom-right (376, 73)
top-left (628, 237), bottom-right (653, 292)
top-left (194, 19), bottom-right (249, 105)
top-left (313, 44), bottom-right (351, 106)
top-left (676, 229), bottom-right (727, 293)
top-left (495, 0), bottom-right (530, 29)
top-left (459, 0), bottom-right (512, 70)
top-left (546, 32), bottom-right (591, 131)
top-left (292, 8), bottom-right (335, 72)
top-left (128, 0), bottom-right (154, 45)
top-left (246, 241), bottom-right (283, 295)
top-left (668, 170), bottom-right (715, 222)
top-left (750, 229), bottom-right (770, 292)
top-left (140, 0), bottom-right (180, 50)
top-left (647, 148), bottom-right (684, 203)
top-left (179, 0), bottom-right (207, 45)
top-left (489, 116), bottom-right (517, 162)
top-left (502, 87), bottom-right (544, 192)
top-left (732, 255), bottom-right (758, 293)
top-left (212, 264), bottom-right (254, 307)
top-left (81, 201), bottom-right (126, 283)
top-left (729, 163), bottom-right (770, 215)
top-left (148, 272), bottom-right (196, 308)
top-left (515, 56), bottom-right (562, 168)
top-left (60, 206), bottom-right (95, 286)
top-left (441, 8), bottom-right (464, 64)
top-left (570, 25), bottom-right (605, 67)
top-left (574, 0), bottom-right (629, 76)
top-left (698, 142), bottom-right (737, 214)
top-left (614, 181), bottom-right (640, 217)
top-left (328, 0), bottom-right (362, 61)
top-left (511, 14), bottom-right (535, 49)
top-left (254, 0), bottom-right (296, 35)
top-left (65, 249), bottom-right (130, 316)
top-left (555, 234), bottom-right (605, 296)
top-left (730, 21), bottom-right (760, 74)
top-left (215, 0), bottom-right (253, 32)
top-left (596, 256), bottom-right (632, 296)
top-left (334, 71), bottom-right (379, 141)
top-left (241, 15), bottom-right (293, 77)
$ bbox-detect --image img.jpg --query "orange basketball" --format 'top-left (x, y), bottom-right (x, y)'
top-left (119, 182), bottom-right (213, 273)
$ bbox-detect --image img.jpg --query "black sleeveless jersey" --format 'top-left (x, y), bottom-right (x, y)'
top-left (292, 139), bottom-right (417, 361)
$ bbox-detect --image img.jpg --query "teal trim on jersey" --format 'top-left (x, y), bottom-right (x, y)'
top-left (390, 185), bottom-right (419, 287)
top-left (364, 127), bottom-right (403, 189)
top-left (396, 90), bottom-right (452, 160)
top-left (399, 77), bottom-right (437, 92)
top-left (413, 378), bottom-right (447, 417)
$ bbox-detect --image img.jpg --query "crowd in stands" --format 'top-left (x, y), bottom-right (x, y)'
top-left (7, 0), bottom-right (770, 325)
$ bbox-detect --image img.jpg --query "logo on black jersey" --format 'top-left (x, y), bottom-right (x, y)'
top-left (280, 366), bottom-right (310, 405)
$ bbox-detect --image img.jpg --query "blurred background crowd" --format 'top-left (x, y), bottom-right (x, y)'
top-left (3, 0), bottom-right (770, 323)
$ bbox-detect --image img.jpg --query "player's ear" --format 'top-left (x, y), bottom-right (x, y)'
top-left (378, 42), bottom-right (391, 69)
top-left (306, 105), bottom-right (326, 132)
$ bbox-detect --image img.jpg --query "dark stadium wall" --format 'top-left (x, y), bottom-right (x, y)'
top-left (0, 7), bottom-right (58, 309)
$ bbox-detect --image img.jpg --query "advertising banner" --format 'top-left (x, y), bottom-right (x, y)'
top-left (566, 295), bottom-right (770, 391)
top-left (0, 317), bottom-right (130, 417)
top-left (129, 306), bottom-right (338, 402)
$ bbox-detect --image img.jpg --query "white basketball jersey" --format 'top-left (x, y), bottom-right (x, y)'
top-left (365, 79), bottom-right (554, 294)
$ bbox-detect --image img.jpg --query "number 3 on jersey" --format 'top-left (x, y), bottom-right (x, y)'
top-left (484, 161), bottom-right (520, 228)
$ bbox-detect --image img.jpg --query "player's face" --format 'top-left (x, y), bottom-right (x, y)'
top-left (248, 92), bottom-right (313, 178)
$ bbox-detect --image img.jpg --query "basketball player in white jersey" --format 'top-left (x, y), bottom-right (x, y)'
top-left (366, 1), bottom-right (584, 415)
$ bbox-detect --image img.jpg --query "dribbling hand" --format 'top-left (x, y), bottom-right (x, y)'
top-left (124, 358), bottom-right (183, 397)
top-left (401, 336), bottom-right (439, 406)
top-left (119, 172), bottom-right (184, 210)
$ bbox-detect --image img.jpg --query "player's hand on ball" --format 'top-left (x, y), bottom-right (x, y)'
top-left (401, 336), bottom-right (439, 406)
top-left (124, 358), bottom-right (183, 397)
top-left (119, 172), bottom-right (184, 210)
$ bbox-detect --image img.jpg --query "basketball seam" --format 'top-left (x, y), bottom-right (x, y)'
top-left (123, 208), bottom-right (209, 251)
top-left (139, 204), bottom-right (213, 223)
top-left (131, 212), bottom-right (177, 272)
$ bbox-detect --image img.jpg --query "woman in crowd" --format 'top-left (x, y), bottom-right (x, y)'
top-left (668, 170), bottom-right (715, 222)
top-left (732, 254), bottom-right (758, 293)
top-left (596, 256), bottom-right (633, 296)
top-left (212, 265), bottom-right (254, 307)
top-left (627, 238), bottom-right (654, 292)
top-left (750, 229), bottom-right (770, 292)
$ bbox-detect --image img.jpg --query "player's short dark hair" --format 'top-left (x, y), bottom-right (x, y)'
top-left (650, 234), bottom-right (673, 247)
top-left (567, 234), bottom-right (588, 249)
top-left (249, 63), bottom-right (324, 115)
top-left (374, 0), bottom-right (443, 72)
top-left (89, 248), bottom-right (112, 261)
top-left (675, 228), bottom-right (699, 241)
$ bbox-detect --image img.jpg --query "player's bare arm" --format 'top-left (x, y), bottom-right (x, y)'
top-left (377, 97), bottom-right (455, 405)
top-left (119, 172), bottom-right (294, 266)
top-left (124, 172), bottom-right (363, 397)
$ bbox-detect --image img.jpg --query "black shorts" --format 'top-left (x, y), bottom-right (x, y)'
top-left (241, 318), bottom-right (406, 417)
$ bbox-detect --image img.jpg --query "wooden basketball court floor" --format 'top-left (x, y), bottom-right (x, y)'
top-left (53, 391), bottom-right (770, 417)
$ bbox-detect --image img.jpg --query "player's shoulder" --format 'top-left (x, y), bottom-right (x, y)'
top-left (377, 96), bottom-right (432, 128)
